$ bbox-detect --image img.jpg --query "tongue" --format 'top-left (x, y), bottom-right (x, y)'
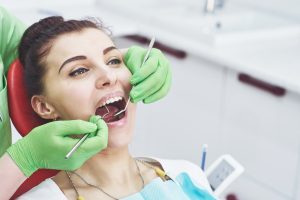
top-left (96, 105), bottom-right (119, 122)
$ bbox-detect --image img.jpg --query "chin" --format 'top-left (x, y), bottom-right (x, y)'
top-left (106, 129), bottom-right (133, 149)
top-left (95, 101), bottom-right (136, 151)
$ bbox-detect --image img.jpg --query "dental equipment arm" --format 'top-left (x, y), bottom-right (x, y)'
top-left (124, 45), bottom-right (172, 103)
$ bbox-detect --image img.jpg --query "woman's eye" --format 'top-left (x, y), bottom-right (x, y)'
top-left (69, 68), bottom-right (89, 77)
top-left (107, 58), bottom-right (121, 66)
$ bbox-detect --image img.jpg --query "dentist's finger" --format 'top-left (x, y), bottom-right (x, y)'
top-left (39, 120), bottom-right (97, 137)
top-left (130, 63), bottom-right (168, 103)
top-left (80, 115), bottom-right (108, 152)
top-left (131, 48), bottom-right (169, 85)
top-left (130, 56), bottom-right (159, 85)
top-left (124, 46), bottom-right (145, 73)
top-left (143, 70), bottom-right (172, 104)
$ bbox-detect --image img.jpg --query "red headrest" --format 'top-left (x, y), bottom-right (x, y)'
top-left (7, 60), bottom-right (59, 199)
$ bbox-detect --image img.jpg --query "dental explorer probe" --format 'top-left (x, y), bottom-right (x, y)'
top-left (65, 37), bottom-right (156, 159)
top-left (65, 107), bottom-right (110, 159)
top-left (114, 36), bottom-right (156, 117)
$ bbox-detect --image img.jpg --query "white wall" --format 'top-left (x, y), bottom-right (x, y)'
top-left (3, 0), bottom-right (300, 22)
top-left (231, 0), bottom-right (300, 21)
top-left (169, 0), bottom-right (300, 21)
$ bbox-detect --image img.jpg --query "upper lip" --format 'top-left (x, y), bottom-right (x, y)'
top-left (95, 91), bottom-right (126, 110)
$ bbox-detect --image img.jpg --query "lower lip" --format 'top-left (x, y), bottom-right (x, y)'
top-left (106, 110), bottom-right (127, 128)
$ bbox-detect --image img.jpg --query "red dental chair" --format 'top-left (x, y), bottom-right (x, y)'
top-left (7, 59), bottom-right (59, 199)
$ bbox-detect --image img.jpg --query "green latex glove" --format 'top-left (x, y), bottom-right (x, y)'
top-left (7, 115), bottom-right (108, 177)
top-left (124, 46), bottom-right (172, 103)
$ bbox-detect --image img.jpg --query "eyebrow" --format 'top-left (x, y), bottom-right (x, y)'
top-left (59, 55), bottom-right (87, 73)
top-left (103, 46), bottom-right (117, 54)
top-left (58, 46), bottom-right (117, 73)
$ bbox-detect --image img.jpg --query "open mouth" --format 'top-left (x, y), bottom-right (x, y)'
top-left (95, 96), bottom-right (127, 123)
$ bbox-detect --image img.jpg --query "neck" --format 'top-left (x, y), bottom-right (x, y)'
top-left (75, 146), bottom-right (137, 186)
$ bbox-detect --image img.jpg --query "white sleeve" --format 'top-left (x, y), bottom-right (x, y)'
top-left (16, 179), bottom-right (67, 200)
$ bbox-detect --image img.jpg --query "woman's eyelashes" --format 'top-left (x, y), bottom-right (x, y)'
top-left (69, 67), bottom-right (89, 77)
top-left (107, 57), bottom-right (122, 66)
top-left (68, 56), bottom-right (122, 77)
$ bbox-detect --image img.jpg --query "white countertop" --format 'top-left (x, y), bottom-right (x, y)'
top-left (216, 34), bottom-right (300, 94)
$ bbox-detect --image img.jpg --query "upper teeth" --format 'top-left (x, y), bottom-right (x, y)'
top-left (100, 96), bottom-right (122, 107)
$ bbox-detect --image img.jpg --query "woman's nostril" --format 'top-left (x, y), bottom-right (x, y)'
top-left (102, 82), bottom-right (110, 87)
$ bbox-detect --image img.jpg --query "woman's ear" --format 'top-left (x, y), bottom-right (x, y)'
top-left (31, 95), bottom-right (59, 120)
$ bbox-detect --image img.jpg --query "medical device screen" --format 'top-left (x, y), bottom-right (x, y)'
top-left (207, 160), bottom-right (234, 191)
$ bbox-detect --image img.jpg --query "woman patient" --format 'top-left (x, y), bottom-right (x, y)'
top-left (17, 16), bottom-right (216, 200)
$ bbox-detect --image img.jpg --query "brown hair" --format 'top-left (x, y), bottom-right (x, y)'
top-left (18, 16), bottom-right (108, 97)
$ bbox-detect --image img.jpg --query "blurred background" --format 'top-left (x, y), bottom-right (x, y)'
top-left (2, 0), bottom-right (300, 199)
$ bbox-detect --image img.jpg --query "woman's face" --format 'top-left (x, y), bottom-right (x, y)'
top-left (34, 28), bottom-right (136, 148)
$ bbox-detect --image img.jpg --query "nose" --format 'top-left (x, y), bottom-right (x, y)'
top-left (95, 66), bottom-right (117, 89)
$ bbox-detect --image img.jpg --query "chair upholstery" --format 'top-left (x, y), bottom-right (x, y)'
top-left (7, 59), bottom-right (59, 199)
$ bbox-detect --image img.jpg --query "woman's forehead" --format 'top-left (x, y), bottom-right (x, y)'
top-left (56, 28), bottom-right (112, 49)
top-left (47, 28), bottom-right (114, 62)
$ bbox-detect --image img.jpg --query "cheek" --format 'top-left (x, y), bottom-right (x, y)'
top-left (46, 80), bottom-right (94, 120)
top-left (117, 66), bottom-right (132, 92)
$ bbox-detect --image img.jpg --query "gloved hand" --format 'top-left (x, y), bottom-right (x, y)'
top-left (124, 46), bottom-right (172, 103)
top-left (6, 115), bottom-right (108, 177)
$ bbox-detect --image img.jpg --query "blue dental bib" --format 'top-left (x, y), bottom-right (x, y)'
top-left (122, 172), bottom-right (216, 200)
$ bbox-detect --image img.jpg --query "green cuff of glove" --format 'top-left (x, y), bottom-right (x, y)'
top-left (7, 143), bottom-right (36, 177)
